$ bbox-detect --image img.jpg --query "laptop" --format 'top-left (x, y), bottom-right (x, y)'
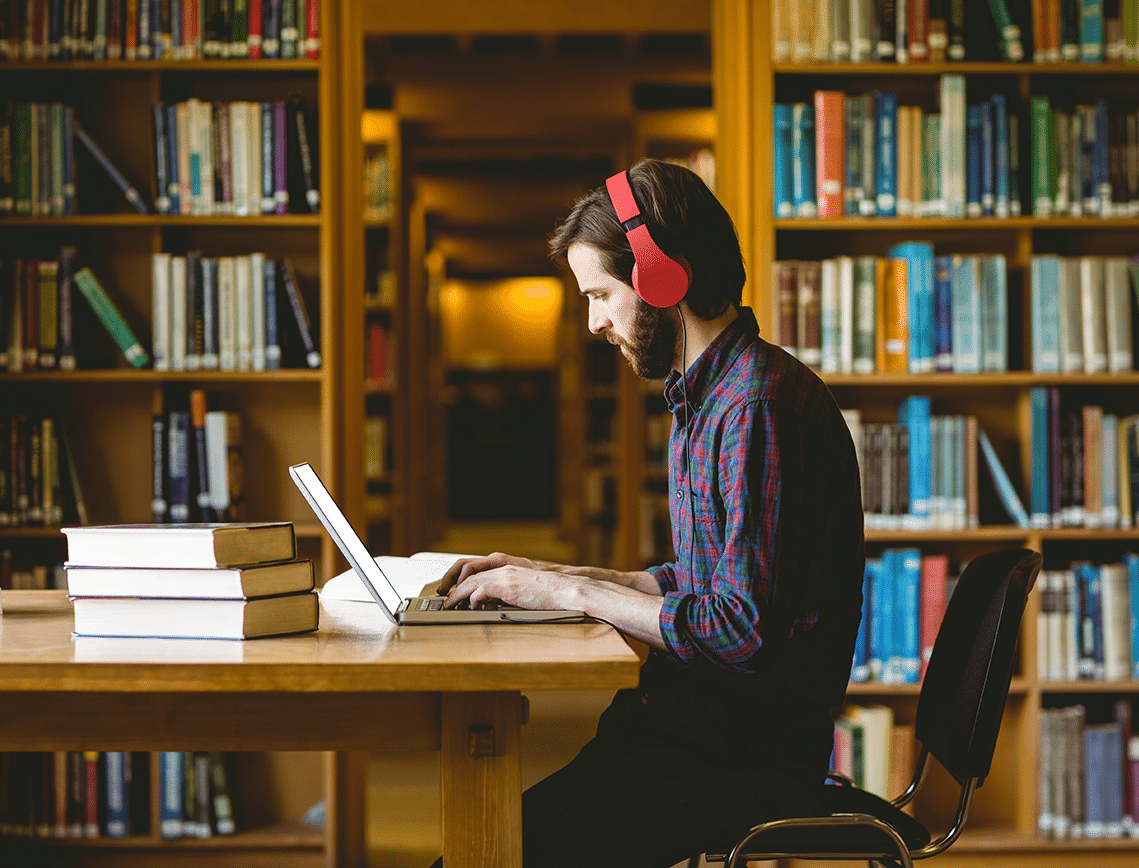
top-left (289, 462), bottom-right (587, 624)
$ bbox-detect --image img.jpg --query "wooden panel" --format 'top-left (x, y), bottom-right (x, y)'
top-left (364, 0), bottom-right (710, 34)
top-left (440, 692), bottom-right (523, 868)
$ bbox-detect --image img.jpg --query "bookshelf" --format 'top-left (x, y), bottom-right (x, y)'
top-left (1, 1), bottom-right (347, 864)
top-left (744, 1), bottom-right (1139, 863)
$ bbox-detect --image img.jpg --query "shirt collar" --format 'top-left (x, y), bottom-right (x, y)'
top-left (663, 306), bottom-right (759, 414)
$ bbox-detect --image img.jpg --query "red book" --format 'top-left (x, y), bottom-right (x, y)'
top-left (248, 0), bottom-right (263, 58)
top-left (183, 0), bottom-right (200, 59)
top-left (813, 90), bottom-right (845, 218)
top-left (305, 0), bottom-right (319, 58)
top-left (124, 0), bottom-right (138, 59)
top-left (367, 322), bottom-right (388, 385)
top-left (907, 0), bottom-right (929, 61)
top-left (919, 554), bottom-right (949, 679)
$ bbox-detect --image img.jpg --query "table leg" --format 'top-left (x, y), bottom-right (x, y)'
top-left (440, 691), bottom-right (523, 868)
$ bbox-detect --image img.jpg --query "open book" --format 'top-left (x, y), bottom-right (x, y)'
top-left (320, 551), bottom-right (474, 602)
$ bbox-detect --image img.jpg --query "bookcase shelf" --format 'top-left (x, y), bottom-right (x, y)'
top-left (1, 1), bottom-right (346, 863)
top-left (745, 2), bottom-right (1139, 856)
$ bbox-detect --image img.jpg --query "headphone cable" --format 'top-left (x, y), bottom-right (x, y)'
top-left (677, 304), bottom-right (697, 585)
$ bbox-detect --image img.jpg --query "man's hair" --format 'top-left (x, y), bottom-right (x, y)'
top-left (548, 158), bottom-right (746, 319)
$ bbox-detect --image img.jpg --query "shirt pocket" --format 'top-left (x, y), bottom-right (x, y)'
top-left (689, 480), bottom-right (725, 549)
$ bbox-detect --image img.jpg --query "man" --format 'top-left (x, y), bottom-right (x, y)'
top-left (439, 159), bottom-right (865, 868)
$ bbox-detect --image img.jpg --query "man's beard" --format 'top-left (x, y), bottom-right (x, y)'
top-left (607, 298), bottom-right (678, 380)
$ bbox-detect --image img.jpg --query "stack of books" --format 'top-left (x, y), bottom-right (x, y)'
top-left (61, 522), bottom-right (318, 639)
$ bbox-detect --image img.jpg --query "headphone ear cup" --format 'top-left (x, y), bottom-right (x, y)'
top-left (627, 225), bottom-right (691, 308)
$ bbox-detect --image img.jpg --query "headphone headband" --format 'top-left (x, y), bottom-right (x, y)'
top-left (604, 171), bottom-right (690, 308)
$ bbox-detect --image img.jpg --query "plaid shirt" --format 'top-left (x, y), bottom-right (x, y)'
top-left (648, 307), bottom-right (864, 711)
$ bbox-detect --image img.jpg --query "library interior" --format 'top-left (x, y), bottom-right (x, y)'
top-left (3, 0), bottom-right (1139, 866)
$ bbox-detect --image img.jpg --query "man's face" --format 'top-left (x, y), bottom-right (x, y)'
top-left (568, 242), bottom-right (678, 380)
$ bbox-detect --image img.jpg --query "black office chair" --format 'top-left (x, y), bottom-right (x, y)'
top-left (698, 546), bottom-right (1042, 868)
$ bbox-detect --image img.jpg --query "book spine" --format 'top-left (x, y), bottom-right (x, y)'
top-left (151, 252), bottom-right (171, 372)
top-left (151, 394), bottom-right (168, 523)
top-left (815, 90), bottom-right (845, 218)
top-left (273, 98), bottom-right (288, 215)
top-left (160, 751), bottom-right (183, 838)
top-left (1081, 0), bottom-right (1104, 60)
top-left (773, 104), bottom-right (794, 217)
top-left (264, 257), bottom-right (281, 369)
top-left (305, 0), bottom-right (318, 57)
top-left (280, 257), bottom-right (320, 367)
top-left (1031, 96), bottom-right (1054, 216)
top-left (200, 257), bottom-right (219, 369)
top-left (260, 101), bottom-right (275, 213)
top-left (74, 127), bottom-right (147, 214)
top-left (875, 91), bottom-right (898, 217)
top-left (979, 426), bottom-right (1031, 527)
top-left (987, 0), bottom-right (1028, 58)
top-left (103, 751), bottom-right (129, 837)
top-left (152, 103), bottom-right (171, 215)
top-left (73, 267), bottom-right (149, 368)
top-left (166, 410), bottom-right (190, 523)
top-left (293, 97), bottom-right (319, 213)
top-left (248, 0), bottom-right (263, 57)
top-left (933, 254), bottom-right (953, 372)
top-left (792, 102), bottom-right (817, 217)
top-left (966, 103), bottom-right (983, 217)
top-left (37, 259), bottom-right (58, 370)
top-left (249, 251), bottom-right (266, 370)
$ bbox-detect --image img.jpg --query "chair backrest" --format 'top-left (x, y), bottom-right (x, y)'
top-left (915, 548), bottom-right (1042, 787)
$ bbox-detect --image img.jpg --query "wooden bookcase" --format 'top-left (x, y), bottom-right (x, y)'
top-left (0, 2), bottom-right (350, 865)
top-left (738, 3), bottom-right (1139, 865)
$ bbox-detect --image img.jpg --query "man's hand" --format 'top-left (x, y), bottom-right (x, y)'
top-left (439, 553), bottom-right (579, 611)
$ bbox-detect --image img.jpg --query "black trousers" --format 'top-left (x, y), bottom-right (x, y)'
top-left (432, 674), bottom-right (823, 868)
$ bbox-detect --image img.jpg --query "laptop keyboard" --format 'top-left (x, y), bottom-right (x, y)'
top-left (418, 597), bottom-right (446, 611)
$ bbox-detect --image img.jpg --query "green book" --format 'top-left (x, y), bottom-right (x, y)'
top-left (13, 101), bottom-right (32, 215)
top-left (984, 0), bottom-right (1025, 61)
top-left (1029, 96), bottom-right (1053, 217)
top-left (1009, 113), bottom-right (1021, 216)
top-left (73, 267), bottom-right (150, 368)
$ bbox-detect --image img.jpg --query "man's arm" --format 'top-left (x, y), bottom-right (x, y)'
top-left (438, 553), bottom-right (667, 648)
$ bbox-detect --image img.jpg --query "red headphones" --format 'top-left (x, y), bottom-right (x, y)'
top-left (605, 171), bottom-right (691, 308)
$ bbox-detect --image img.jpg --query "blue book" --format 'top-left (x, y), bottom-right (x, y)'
top-left (1093, 99), bottom-right (1110, 215)
top-left (888, 241), bottom-right (934, 374)
top-left (851, 562), bottom-right (873, 683)
top-left (951, 255), bottom-right (981, 373)
top-left (153, 104), bottom-right (171, 214)
top-left (866, 557), bottom-right (887, 681)
top-left (166, 104), bottom-right (181, 215)
top-left (874, 91), bottom-right (898, 217)
top-left (991, 94), bottom-right (1010, 218)
top-left (773, 104), bottom-right (794, 218)
top-left (980, 99), bottom-right (995, 217)
top-left (1124, 552), bottom-right (1139, 679)
top-left (265, 259), bottom-right (281, 370)
top-left (977, 426), bottom-right (1030, 528)
top-left (897, 395), bottom-right (932, 528)
top-left (104, 751), bottom-right (130, 837)
top-left (160, 751), bottom-right (184, 838)
top-left (1030, 255), bottom-right (1061, 373)
top-left (880, 550), bottom-right (901, 682)
top-left (897, 548), bottom-right (922, 684)
top-left (979, 254), bottom-right (1008, 372)
top-left (933, 255), bottom-right (954, 372)
top-left (1080, 0), bottom-right (1104, 61)
top-left (1029, 387), bottom-right (1051, 528)
top-left (791, 102), bottom-right (817, 217)
top-left (966, 104), bottom-right (982, 217)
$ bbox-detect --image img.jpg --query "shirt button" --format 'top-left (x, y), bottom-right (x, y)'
top-left (676, 490), bottom-right (682, 499)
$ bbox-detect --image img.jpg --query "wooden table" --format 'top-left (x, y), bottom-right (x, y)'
top-left (0, 592), bottom-right (641, 868)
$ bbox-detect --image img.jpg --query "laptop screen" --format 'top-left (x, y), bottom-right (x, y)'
top-left (289, 462), bottom-right (403, 622)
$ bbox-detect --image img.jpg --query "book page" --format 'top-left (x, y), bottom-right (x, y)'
top-left (320, 553), bottom-right (473, 602)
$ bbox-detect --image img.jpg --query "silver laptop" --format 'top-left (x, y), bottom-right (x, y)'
top-left (289, 462), bottom-right (586, 624)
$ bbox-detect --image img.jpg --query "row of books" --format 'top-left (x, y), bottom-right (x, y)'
top-left (831, 703), bottom-right (916, 805)
top-left (152, 389), bottom-right (244, 524)
top-left (0, 0), bottom-right (321, 62)
top-left (150, 96), bottom-right (319, 217)
top-left (1038, 702), bottom-right (1139, 839)
top-left (851, 549), bottom-right (956, 684)
top-left (63, 520), bottom-right (318, 639)
top-left (0, 96), bottom-right (318, 218)
top-left (1036, 557), bottom-right (1139, 682)
top-left (774, 251), bottom-right (1014, 376)
top-left (0, 414), bottom-right (84, 529)
top-left (152, 251), bottom-right (320, 372)
top-left (1030, 255), bottom-right (1139, 375)
top-left (1029, 390), bottom-right (1139, 530)
top-left (0, 750), bottom-right (242, 840)
top-left (364, 414), bottom-right (388, 481)
top-left (2, 252), bottom-right (153, 371)
top-left (776, 81), bottom-right (1015, 220)
top-left (0, 549), bottom-right (64, 590)
top-left (1, 102), bottom-right (152, 216)
top-left (0, 751), bottom-right (149, 839)
top-left (1029, 97), bottom-right (1139, 218)
top-left (773, 0), bottom-right (1139, 64)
